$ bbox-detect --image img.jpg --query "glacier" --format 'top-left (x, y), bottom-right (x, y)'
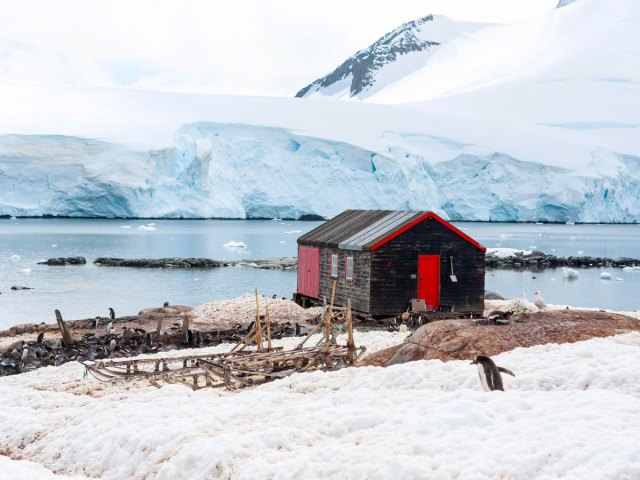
top-left (1, 124), bottom-right (639, 222)
top-left (0, 0), bottom-right (638, 222)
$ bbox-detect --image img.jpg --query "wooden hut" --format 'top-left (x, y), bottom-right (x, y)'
top-left (295, 210), bottom-right (486, 316)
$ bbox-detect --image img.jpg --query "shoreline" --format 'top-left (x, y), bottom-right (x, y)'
top-left (2, 215), bottom-right (640, 225)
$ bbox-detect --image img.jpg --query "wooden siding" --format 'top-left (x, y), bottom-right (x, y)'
top-left (318, 248), bottom-right (371, 313)
top-left (369, 216), bottom-right (484, 315)
top-left (297, 245), bottom-right (320, 298)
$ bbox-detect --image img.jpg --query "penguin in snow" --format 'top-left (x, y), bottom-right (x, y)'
top-left (471, 355), bottom-right (515, 392)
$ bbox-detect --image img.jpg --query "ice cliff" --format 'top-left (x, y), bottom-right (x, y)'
top-left (1, 126), bottom-right (639, 222)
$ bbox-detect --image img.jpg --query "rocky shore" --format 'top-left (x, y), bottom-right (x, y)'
top-left (485, 250), bottom-right (640, 270)
top-left (30, 253), bottom-right (640, 271)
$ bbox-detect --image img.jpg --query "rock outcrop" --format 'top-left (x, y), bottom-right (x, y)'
top-left (359, 310), bottom-right (640, 367)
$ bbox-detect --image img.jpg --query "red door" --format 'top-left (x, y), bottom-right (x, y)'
top-left (297, 246), bottom-right (320, 298)
top-left (418, 255), bottom-right (440, 309)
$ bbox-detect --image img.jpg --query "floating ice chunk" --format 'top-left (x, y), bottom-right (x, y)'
top-left (279, 241), bottom-right (285, 244)
top-left (600, 272), bottom-right (612, 280)
top-left (20, 268), bottom-right (31, 274)
top-left (499, 234), bottom-right (512, 239)
top-left (566, 220), bottom-right (575, 225)
top-left (284, 230), bottom-right (302, 234)
top-left (562, 267), bottom-right (579, 279)
top-left (138, 225), bottom-right (157, 231)
top-left (51, 244), bottom-right (57, 248)
top-left (11, 254), bottom-right (21, 261)
top-left (147, 222), bottom-right (156, 226)
top-left (121, 225), bottom-right (131, 229)
top-left (569, 236), bottom-right (577, 240)
top-left (616, 277), bottom-right (623, 281)
top-left (577, 250), bottom-right (584, 255)
top-left (9, 215), bottom-right (17, 220)
top-left (223, 241), bottom-right (248, 249)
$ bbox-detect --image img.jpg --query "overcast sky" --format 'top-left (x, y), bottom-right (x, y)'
top-left (0, 0), bottom-right (557, 97)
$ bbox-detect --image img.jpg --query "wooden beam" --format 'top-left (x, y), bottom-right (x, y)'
top-left (255, 289), bottom-right (263, 352)
top-left (54, 309), bottom-right (74, 348)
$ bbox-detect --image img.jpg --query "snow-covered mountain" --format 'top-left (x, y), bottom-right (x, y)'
top-left (0, 0), bottom-right (638, 222)
top-left (295, 15), bottom-right (487, 100)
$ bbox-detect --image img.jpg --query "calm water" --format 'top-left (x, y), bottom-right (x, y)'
top-left (1, 218), bottom-right (639, 327)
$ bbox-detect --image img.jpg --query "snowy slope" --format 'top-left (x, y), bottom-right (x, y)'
top-left (0, 0), bottom-right (639, 221)
top-left (0, 81), bottom-right (639, 221)
top-left (1, 331), bottom-right (639, 478)
top-left (295, 15), bottom-right (488, 100)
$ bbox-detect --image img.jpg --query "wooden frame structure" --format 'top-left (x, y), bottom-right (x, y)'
top-left (82, 288), bottom-right (365, 391)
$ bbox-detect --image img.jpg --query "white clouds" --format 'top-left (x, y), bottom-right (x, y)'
top-left (0, 0), bottom-right (556, 96)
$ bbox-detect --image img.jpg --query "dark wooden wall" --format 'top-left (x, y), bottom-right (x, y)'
top-left (369, 217), bottom-right (485, 315)
top-left (318, 248), bottom-right (371, 313)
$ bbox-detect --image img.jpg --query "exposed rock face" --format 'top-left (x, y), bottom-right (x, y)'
top-left (296, 15), bottom-right (440, 98)
top-left (37, 257), bottom-right (87, 265)
top-left (359, 310), bottom-right (640, 367)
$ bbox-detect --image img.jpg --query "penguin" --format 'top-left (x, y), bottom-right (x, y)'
top-left (93, 316), bottom-right (101, 328)
top-left (187, 329), bottom-right (194, 345)
top-left (470, 355), bottom-right (515, 391)
top-left (109, 307), bottom-right (116, 320)
top-left (36, 331), bottom-right (45, 343)
top-left (487, 310), bottom-right (514, 324)
top-left (272, 294), bottom-right (277, 299)
top-left (106, 321), bottom-right (114, 335)
top-left (534, 291), bottom-right (547, 310)
top-left (20, 341), bottom-right (29, 361)
top-left (145, 333), bottom-right (152, 347)
top-left (109, 338), bottom-right (116, 352)
top-left (163, 301), bottom-right (169, 307)
top-left (195, 331), bottom-right (203, 347)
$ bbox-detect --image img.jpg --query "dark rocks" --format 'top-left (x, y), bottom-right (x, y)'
top-left (484, 290), bottom-right (505, 300)
top-left (11, 286), bottom-right (33, 290)
top-left (94, 256), bottom-right (298, 270)
top-left (37, 257), bottom-right (87, 266)
top-left (94, 257), bottom-right (224, 268)
top-left (485, 251), bottom-right (640, 270)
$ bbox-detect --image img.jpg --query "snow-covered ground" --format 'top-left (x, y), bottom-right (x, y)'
top-left (1, 326), bottom-right (640, 479)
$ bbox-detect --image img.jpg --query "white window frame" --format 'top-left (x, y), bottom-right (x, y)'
top-left (346, 256), bottom-right (354, 281)
top-left (330, 254), bottom-right (338, 277)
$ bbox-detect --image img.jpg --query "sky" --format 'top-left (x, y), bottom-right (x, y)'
top-left (0, 0), bottom-right (557, 97)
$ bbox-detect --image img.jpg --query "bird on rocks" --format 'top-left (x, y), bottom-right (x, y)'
top-left (534, 291), bottom-right (547, 310)
top-left (109, 307), bottom-right (116, 320)
top-left (36, 331), bottom-right (45, 343)
top-left (163, 301), bottom-right (169, 307)
top-left (20, 341), bottom-right (29, 361)
top-left (106, 321), bottom-right (114, 336)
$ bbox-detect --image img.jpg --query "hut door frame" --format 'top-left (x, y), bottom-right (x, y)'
top-left (417, 255), bottom-right (440, 309)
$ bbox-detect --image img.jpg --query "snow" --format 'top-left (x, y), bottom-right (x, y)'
top-left (1, 329), bottom-right (640, 478)
top-left (0, 0), bottom-right (638, 222)
top-left (486, 247), bottom-right (534, 258)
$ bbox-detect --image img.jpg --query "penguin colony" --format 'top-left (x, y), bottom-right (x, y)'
top-left (0, 306), bottom-right (298, 376)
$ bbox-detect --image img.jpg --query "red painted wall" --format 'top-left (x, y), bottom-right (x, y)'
top-left (297, 246), bottom-right (320, 298)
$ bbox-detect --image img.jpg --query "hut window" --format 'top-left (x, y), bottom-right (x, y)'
top-left (346, 256), bottom-right (354, 280)
top-left (330, 254), bottom-right (338, 277)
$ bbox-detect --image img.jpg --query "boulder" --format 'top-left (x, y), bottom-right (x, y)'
top-left (359, 310), bottom-right (640, 367)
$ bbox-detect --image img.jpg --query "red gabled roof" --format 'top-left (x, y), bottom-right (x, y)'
top-left (370, 211), bottom-right (486, 252)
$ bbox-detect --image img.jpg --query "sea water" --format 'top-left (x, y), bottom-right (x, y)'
top-left (0, 218), bottom-right (639, 327)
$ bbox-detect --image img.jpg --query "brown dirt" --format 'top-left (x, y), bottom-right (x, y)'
top-left (359, 309), bottom-right (640, 367)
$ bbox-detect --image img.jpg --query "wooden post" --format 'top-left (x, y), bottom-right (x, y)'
top-left (346, 298), bottom-right (355, 363)
top-left (155, 317), bottom-right (163, 338)
top-left (181, 314), bottom-right (190, 342)
top-left (322, 297), bottom-right (329, 345)
top-left (265, 304), bottom-right (272, 352)
top-left (54, 309), bottom-right (74, 348)
top-left (255, 289), bottom-right (263, 352)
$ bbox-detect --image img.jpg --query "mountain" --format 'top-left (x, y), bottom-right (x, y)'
top-left (295, 15), bottom-right (487, 99)
top-left (0, 0), bottom-right (638, 222)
